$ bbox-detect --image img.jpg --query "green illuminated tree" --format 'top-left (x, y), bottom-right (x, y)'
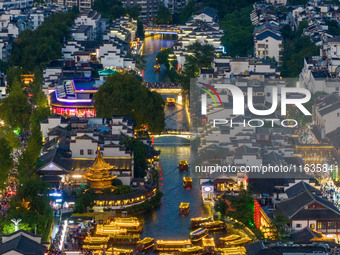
top-left (94, 73), bottom-right (165, 133)
top-left (0, 138), bottom-right (13, 189)
top-left (154, 3), bottom-right (172, 24)
top-left (0, 79), bottom-right (31, 132)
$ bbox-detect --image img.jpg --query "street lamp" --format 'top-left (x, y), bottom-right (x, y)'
top-left (11, 218), bottom-right (22, 232)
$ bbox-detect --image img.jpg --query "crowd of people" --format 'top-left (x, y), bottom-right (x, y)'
top-left (0, 176), bottom-right (17, 217)
top-left (144, 82), bottom-right (181, 89)
top-left (0, 193), bottom-right (10, 216)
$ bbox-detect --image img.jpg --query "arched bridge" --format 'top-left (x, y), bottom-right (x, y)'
top-left (153, 131), bottom-right (193, 140)
top-left (145, 26), bottom-right (181, 35)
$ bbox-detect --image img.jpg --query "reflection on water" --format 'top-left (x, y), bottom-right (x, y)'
top-left (142, 35), bottom-right (175, 83)
top-left (142, 138), bottom-right (211, 240)
top-left (163, 94), bottom-right (189, 131)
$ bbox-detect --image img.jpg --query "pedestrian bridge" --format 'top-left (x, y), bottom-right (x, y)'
top-left (153, 131), bottom-right (193, 140)
top-left (149, 88), bottom-right (182, 94)
top-left (145, 26), bottom-right (181, 35)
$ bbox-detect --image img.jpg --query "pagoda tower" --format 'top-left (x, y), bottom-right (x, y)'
top-left (84, 147), bottom-right (116, 192)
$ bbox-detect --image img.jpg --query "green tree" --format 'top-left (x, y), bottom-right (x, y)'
top-left (121, 136), bottom-right (147, 177)
top-left (0, 79), bottom-right (31, 132)
top-left (0, 138), bottom-right (13, 189)
top-left (214, 198), bottom-right (228, 219)
top-left (94, 73), bottom-right (165, 133)
top-left (74, 189), bottom-right (95, 213)
top-left (93, 0), bottom-right (125, 20)
top-left (126, 5), bottom-right (140, 19)
top-left (220, 6), bottom-right (254, 57)
top-left (10, 11), bottom-right (77, 71)
top-left (2, 222), bottom-right (32, 234)
top-left (326, 20), bottom-right (340, 36)
top-left (271, 212), bottom-right (290, 240)
top-left (113, 185), bottom-right (133, 195)
top-left (6, 176), bottom-right (53, 240)
top-left (173, 0), bottom-right (195, 24)
top-left (154, 4), bottom-right (172, 24)
top-left (227, 188), bottom-right (255, 226)
top-left (136, 19), bottom-right (145, 40)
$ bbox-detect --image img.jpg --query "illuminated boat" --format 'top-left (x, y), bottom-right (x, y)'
top-left (136, 237), bottom-right (155, 251)
top-left (105, 248), bottom-right (133, 255)
top-left (83, 236), bottom-right (109, 245)
top-left (82, 244), bottom-right (106, 250)
top-left (179, 202), bottom-right (190, 215)
top-left (109, 234), bottom-right (140, 244)
top-left (190, 217), bottom-right (213, 229)
top-left (111, 217), bottom-right (143, 233)
top-left (166, 97), bottom-right (176, 106)
top-left (201, 221), bottom-right (225, 231)
top-left (219, 234), bottom-right (241, 242)
top-left (189, 228), bottom-right (208, 242)
top-left (179, 160), bottom-right (188, 171)
top-left (155, 239), bottom-right (192, 251)
top-left (215, 247), bottom-right (246, 255)
top-left (154, 65), bottom-right (161, 72)
top-left (202, 237), bottom-right (215, 253)
top-left (95, 225), bottom-right (127, 236)
top-left (183, 177), bottom-right (193, 189)
top-left (226, 237), bottom-right (252, 246)
top-left (179, 246), bottom-right (203, 254)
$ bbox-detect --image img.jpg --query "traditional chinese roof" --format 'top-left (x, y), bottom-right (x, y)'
top-left (88, 148), bottom-right (114, 171)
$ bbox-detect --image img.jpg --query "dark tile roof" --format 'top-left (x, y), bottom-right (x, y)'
top-left (256, 30), bottom-right (282, 41)
top-left (276, 189), bottom-right (340, 219)
top-left (328, 36), bottom-right (340, 43)
top-left (286, 181), bottom-right (322, 198)
top-left (0, 235), bottom-right (46, 255)
top-left (290, 227), bottom-right (322, 244)
top-left (197, 7), bottom-right (218, 19)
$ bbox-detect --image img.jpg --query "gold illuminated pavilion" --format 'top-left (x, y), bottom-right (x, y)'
top-left (84, 147), bottom-right (117, 192)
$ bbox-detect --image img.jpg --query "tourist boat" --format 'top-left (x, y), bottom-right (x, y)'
top-left (190, 217), bottom-right (213, 229)
top-left (111, 217), bottom-right (143, 233)
top-left (82, 244), bottom-right (106, 250)
top-left (154, 65), bottom-right (161, 72)
top-left (215, 247), bottom-right (246, 255)
top-left (95, 225), bottom-right (127, 236)
top-left (179, 246), bottom-right (203, 254)
top-left (183, 177), bottom-right (193, 189)
top-left (219, 234), bottom-right (241, 243)
top-left (166, 97), bottom-right (176, 106)
top-left (189, 228), bottom-right (208, 242)
top-left (155, 239), bottom-right (192, 251)
top-left (83, 236), bottom-right (109, 246)
top-left (179, 202), bottom-right (190, 215)
top-left (226, 237), bottom-right (252, 246)
top-left (136, 237), bottom-right (155, 251)
top-left (105, 248), bottom-right (133, 255)
top-left (201, 221), bottom-right (226, 231)
top-left (202, 237), bottom-right (215, 253)
top-left (109, 234), bottom-right (140, 244)
top-left (179, 160), bottom-right (189, 171)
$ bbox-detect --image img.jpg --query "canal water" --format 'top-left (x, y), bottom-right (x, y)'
top-left (142, 34), bottom-right (174, 83)
top-left (141, 36), bottom-right (211, 240)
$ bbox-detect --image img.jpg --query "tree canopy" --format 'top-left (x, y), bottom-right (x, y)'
top-left (154, 3), bottom-right (173, 24)
top-left (280, 24), bottom-right (319, 77)
top-left (93, 0), bottom-right (124, 20)
top-left (0, 138), bottom-right (13, 189)
top-left (0, 79), bottom-right (31, 132)
top-left (121, 136), bottom-right (147, 178)
top-left (10, 10), bottom-right (77, 72)
top-left (220, 6), bottom-right (254, 57)
top-left (94, 72), bottom-right (165, 133)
